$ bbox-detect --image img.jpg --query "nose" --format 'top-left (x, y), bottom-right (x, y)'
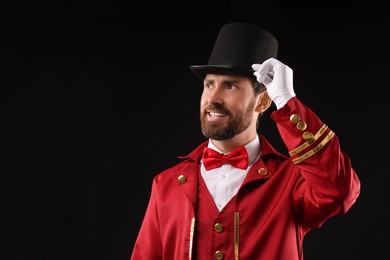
top-left (204, 86), bottom-right (224, 105)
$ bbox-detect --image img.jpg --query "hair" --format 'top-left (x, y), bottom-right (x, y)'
top-left (252, 80), bottom-right (266, 96)
top-left (249, 77), bottom-right (268, 128)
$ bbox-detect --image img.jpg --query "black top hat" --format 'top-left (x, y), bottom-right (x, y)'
top-left (190, 22), bottom-right (278, 80)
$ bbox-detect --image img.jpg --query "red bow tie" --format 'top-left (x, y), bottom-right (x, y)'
top-left (202, 146), bottom-right (249, 171)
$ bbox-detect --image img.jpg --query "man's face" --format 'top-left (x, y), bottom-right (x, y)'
top-left (200, 74), bottom-right (258, 140)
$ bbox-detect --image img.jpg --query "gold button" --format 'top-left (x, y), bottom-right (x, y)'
top-left (215, 251), bottom-right (224, 259)
top-left (178, 175), bottom-right (187, 184)
top-left (258, 168), bottom-right (268, 176)
top-left (302, 131), bottom-right (314, 141)
top-left (214, 223), bottom-right (224, 232)
top-left (290, 114), bottom-right (300, 124)
top-left (296, 121), bottom-right (307, 131)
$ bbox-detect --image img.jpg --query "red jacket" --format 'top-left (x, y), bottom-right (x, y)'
top-left (130, 98), bottom-right (360, 260)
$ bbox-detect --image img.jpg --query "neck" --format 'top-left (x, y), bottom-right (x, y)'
top-left (211, 130), bottom-right (257, 153)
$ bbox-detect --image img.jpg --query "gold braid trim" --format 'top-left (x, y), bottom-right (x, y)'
top-left (234, 212), bottom-right (240, 260)
top-left (289, 124), bottom-right (328, 156)
top-left (189, 217), bottom-right (195, 260)
top-left (292, 131), bottom-right (335, 164)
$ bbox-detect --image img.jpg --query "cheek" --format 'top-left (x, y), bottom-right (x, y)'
top-left (200, 94), bottom-right (207, 108)
top-left (235, 100), bottom-right (256, 114)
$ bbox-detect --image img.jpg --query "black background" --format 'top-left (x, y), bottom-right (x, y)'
top-left (1, 2), bottom-right (389, 260)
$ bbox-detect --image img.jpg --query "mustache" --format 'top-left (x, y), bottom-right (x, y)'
top-left (203, 104), bottom-right (231, 115)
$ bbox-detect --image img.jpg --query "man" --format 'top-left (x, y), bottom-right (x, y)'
top-left (130, 22), bottom-right (360, 260)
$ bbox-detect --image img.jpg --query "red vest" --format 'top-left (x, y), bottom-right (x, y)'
top-left (194, 172), bottom-right (239, 260)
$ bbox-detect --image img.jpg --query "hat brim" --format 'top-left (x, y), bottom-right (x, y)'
top-left (190, 65), bottom-right (255, 80)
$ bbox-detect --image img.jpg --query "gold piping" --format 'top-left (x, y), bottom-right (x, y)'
top-left (234, 212), bottom-right (240, 260)
top-left (289, 124), bottom-right (328, 156)
top-left (189, 217), bottom-right (195, 260)
top-left (292, 131), bottom-right (335, 164)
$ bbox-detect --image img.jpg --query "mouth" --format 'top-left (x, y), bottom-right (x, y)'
top-left (209, 111), bottom-right (226, 117)
top-left (206, 111), bottom-right (228, 121)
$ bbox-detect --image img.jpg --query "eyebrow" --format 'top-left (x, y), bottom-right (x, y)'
top-left (204, 79), bottom-right (240, 85)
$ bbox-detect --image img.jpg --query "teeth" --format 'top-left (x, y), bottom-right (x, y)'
top-left (209, 112), bottom-right (225, 117)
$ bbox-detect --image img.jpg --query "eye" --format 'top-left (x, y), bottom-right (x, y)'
top-left (226, 83), bottom-right (238, 90)
top-left (204, 82), bottom-right (213, 90)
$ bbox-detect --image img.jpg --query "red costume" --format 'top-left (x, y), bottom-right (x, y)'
top-left (130, 97), bottom-right (360, 260)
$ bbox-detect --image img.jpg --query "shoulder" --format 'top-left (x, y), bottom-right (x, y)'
top-left (153, 157), bottom-right (199, 183)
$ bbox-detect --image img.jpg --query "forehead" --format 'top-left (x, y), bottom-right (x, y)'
top-left (204, 73), bottom-right (250, 82)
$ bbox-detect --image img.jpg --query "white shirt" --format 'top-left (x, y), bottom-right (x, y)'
top-left (200, 136), bottom-right (261, 211)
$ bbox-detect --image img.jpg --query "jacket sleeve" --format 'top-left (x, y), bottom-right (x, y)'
top-left (270, 97), bottom-right (361, 229)
top-left (130, 176), bottom-right (163, 260)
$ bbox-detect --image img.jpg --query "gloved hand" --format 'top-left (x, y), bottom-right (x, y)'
top-left (252, 58), bottom-right (296, 109)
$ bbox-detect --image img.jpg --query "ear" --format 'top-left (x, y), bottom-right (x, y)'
top-left (255, 90), bottom-right (272, 113)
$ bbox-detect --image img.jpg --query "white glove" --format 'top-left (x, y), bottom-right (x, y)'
top-left (252, 58), bottom-right (296, 109)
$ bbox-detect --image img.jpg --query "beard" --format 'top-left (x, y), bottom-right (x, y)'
top-left (200, 99), bottom-right (256, 140)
